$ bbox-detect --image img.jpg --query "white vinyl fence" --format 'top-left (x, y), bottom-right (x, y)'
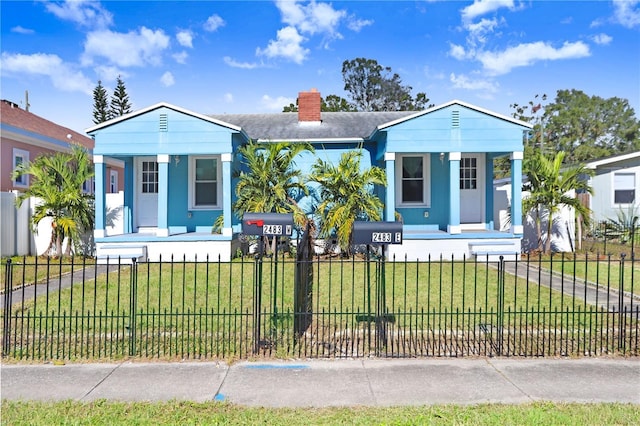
top-left (0, 191), bottom-right (89, 257)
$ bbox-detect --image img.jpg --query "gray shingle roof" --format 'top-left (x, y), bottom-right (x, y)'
top-left (208, 111), bottom-right (416, 141)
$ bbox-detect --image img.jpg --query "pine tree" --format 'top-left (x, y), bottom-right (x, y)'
top-left (110, 75), bottom-right (132, 118)
top-left (92, 80), bottom-right (110, 124)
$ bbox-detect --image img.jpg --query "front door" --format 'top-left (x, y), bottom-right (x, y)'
top-left (136, 157), bottom-right (158, 228)
top-left (459, 154), bottom-right (484, 224)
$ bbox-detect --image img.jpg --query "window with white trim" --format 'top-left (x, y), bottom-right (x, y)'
top-left (396, 154), bottom-right (430, 206)
top-left (110, 170), bottom-right (118, 193)
top-left (12, 148), bottom-right (29, 187)
top-left (613, 172), bottom-right (636, 205)
top-left (460, 157), bottom-right (477, 190)
top-left (190, 156), bottom-right (220, 209)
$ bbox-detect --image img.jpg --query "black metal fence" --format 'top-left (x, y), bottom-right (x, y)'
top-left (2, 253), bottom-right (638, 361)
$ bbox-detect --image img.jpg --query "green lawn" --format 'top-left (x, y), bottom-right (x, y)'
top-left (521, 253), bottom-right (640, 296)
top-left (2, 400), bottom-right (638, 425)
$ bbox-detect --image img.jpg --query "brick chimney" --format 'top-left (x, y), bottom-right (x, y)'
top-left (298, 88), bottom-right (321, 123)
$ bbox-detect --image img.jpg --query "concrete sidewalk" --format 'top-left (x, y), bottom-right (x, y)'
top-left (2, 358), bottom-right (639, 407)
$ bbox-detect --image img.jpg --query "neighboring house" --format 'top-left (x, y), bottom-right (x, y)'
top-left (87, 89), bottom-right (531, 262)
top-left (0, 99), bottom-right (123, 256)
top-left (584, 151), bottom-right (640, 224)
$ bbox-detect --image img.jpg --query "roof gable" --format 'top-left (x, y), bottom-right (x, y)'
top-left (585, 151), bottom-right (640, 169)
top-left (86, 102), bottom-right (243, 135)
top-left (377, 100), bottom-right (532, 131)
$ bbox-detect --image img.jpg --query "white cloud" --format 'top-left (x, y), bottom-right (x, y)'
top-left (448, 43), bottom-right (469, 60)
top-left (11, 26), bottom-right (34, 34)
top-left (160, 71), bottom-right (175, 87)
top-left (477, 41), bottom-right (590, 75)
top-left (1, 52), bottom-right (93, 95)
top-left (176, 30), bottom-right (193, 48)
top-left (261, 94), bottom-right (294, 111)
top-left (593, 33), bottom-right (613, 45)
top-left (94, 65), bottom-right (125, 82)
top-left (82, 27), bottom-right (170, 67)
top-left (450, 73), bottom-right (498, 93)
top-left (173, 51), bottom-right (188, 64)
top-left (256, 26), bottom-right (309, 64)
top-left (461, 0), bottom-right (514, 23)
top-left (223, 56), bottom-right (260, 69)
top-left (224, 93), bottom-right (233, 103)
top-left (45, 0), bottom-right (113, 29)
top-left (278, 0), bottom-right (346, 36)
top-left (612, 0), bottom-right (640, 28)
top-left (465, 17), bottom-right (503, 45)
top-left (347, 17), bottom-right (373, 32)
top-left (204, 14), bottom-right (225, 32)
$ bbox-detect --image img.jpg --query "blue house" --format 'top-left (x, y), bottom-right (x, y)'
top-left (87, 89), bottom-right (531, 261)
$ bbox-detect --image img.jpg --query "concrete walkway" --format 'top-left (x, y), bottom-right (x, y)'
top-left (502, 261), bottom-right (639, 319)
top-left (2, 358), bottom-right (639, 407)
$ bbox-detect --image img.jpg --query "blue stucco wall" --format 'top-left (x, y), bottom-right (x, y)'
top-left (396, 153), bottom-right (449, 229)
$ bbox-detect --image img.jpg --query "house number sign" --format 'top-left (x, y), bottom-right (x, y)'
top-left (371, 232), bottom-right (402, 243)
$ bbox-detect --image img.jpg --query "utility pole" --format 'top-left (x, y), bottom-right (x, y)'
top-left (24, 90), bottom-right (30, 112)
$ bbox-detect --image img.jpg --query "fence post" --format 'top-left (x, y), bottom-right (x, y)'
top-left (618, 253), bottom-right (626, 351)
top-left (496, 255), bottom-right (505, 356)
top-left (2, 259), bottom-right (13, 356)
top-left (253, 241), bottom-right (264, 354)
top-left (129, 258), bottom-right (138, 356)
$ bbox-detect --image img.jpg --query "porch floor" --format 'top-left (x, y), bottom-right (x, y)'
top-left (403, 228), bottom-right (517, 240)
top-left (96, 231), bottom-right (231, 243)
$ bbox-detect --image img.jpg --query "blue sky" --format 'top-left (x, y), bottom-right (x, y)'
top-left (1, 0), bottom-right (639, 133)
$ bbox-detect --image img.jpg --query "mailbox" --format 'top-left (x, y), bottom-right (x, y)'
top-left (242, 212), bottom-right (294, 236)
top-left (352, 221), bottom-right (403, 245)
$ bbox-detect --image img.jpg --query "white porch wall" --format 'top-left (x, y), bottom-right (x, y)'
top-left (105, 191), bottom-right (125, 236)
top-left (493, 181), bottom-right (575, 252)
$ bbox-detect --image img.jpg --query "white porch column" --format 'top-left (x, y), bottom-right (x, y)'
top-left (510, 151), bottom-right (524, 235)
top-left (384, 152), bottom-right (396, 221)
top-left (93, 155), bottom-right (106, 239)
top-left (221, 153), bottom-right (233, 237)
top-left (156, 154), bottom-right (170, 237)
top-left (448, 152), bottom-right (461, 234)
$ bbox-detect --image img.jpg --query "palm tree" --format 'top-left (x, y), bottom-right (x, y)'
top-left (523, 151), bottom-right (593, 253)
top-left (234, 141), bottom-right (314, 250)
top-left (309, 149), bottom-right (386, 256)
top-left (11, 144), bottom-right (95, 257)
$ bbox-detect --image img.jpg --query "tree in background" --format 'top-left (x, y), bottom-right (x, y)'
top-left (523, 150), bottom-right (593, 253)
top-left (110, 75), bottom-right (132, 118)
top-left (282, 57), bottom-right (432, 112)
top-left (283, 94), bottom-right (356, 112)
top-left (342, 58), bottom-right (432, 111)
top-left (11, 144), bottom-right (95, 257)
top-left (309, 149), bottom-right (386, 256)
top-left (92, 80), bottom-right (110, 124)
top-left (544, 89), bottom-right (639, 163)
top-left (512, 90), bottom-right (639, 165)
top-left (322, 94), bottom-right (357, 112)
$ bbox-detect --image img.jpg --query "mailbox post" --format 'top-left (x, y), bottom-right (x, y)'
top-left (352, 221), bottom-right (403, 355)
top-left (242, 213), bottom-right (294, 353)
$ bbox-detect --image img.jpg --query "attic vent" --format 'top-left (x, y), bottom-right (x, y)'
top-left (159, 113), bottom-right (168, 132)
top-left (451, 110), bottom-right (460, 128)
